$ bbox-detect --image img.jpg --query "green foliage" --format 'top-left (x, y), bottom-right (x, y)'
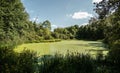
top-left (39, 53), bottom-right (95, 73)
top-left (38, 49), bottom-right (120, 73)
top-left (0, 47), bottom-right (38, 73)
top-left (76, 21), bottom-right (105, 41)
top-left (50, 17), bottom-right (105, 41)
top-left (0, 0), bottom-right (30, 48)
top-left (53, 25), bottom-right (79, 40)
top-left (94, 0), bottom-right (120, 19)
top-left (42, 20), bottom-right (51, 30)
top-left (93, 1), bottom-right (120, 72)
top-left (17, 50), bottom-right (38, 73)
top-left (0, 47), bottom-right (17, 73)
top-left (106, 44), bottom-right (120, 73)
top-left (1, 47), bottom-right (119, 73)
top-left (92, 0), bottom-right (120, 48)
top-left (0, 0), bottom-right (120, 72)
top-left (39, 52), bottom-right (119, 73)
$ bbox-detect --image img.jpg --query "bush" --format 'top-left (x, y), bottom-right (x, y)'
top-left (107, 48), bottom-right (120, 73)
top-left (0, 47), bottom-right (38, 73)
top-left (39, 53), bottom-right (95, 73)
top-left (0, 47), bottom-right (18, 73)
top-left (17, 50), bottom-right (38, 73)
top-left (1, 47), bottom-right (120, 73)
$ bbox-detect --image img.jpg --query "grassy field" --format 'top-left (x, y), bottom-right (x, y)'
top-left (14, 40), bottom-right (108, 56)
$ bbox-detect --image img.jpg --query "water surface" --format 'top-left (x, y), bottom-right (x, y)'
top-left (14, 40), bottom-right (107, 56)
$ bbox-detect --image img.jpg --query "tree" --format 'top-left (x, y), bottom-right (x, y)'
top-left (42, 20), bottom-right (51, 30)
top-left (0, 0), bottom-right (29, 48)
top-left (94, 0), bottom-right (120, 19)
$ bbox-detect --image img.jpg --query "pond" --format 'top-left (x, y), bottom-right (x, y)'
top-left (14, 40), bottom-right (108, 56)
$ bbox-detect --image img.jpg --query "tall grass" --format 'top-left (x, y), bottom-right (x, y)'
top-left (39, 51), bottom-right (119, 73)
top-left (1, 47), bottom-right (120, 73)
top-left (39, 53), bottom-right (95, 73)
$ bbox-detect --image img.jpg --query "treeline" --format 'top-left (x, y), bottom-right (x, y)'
top-left (0, 0), bottom-right (58, 48)
top-left (76, 21), bottom-right (105, 40)
top-left (55, 0), bottom-right (120, 49)
top-left (53, 25), bottom-right (79, 39)
top-left (0, 0), bottom-right (53, 72)
top-left (52, 21), bottom-right (104, 41)
top-left (0, 0), bottom-right (119, 48)
top-left (0, 0), bottom-right (120, 73)
top-left (0, 0), bottom-right (33, 48)
top-left (89, 0), bottom-right (120, 48)
top-left (52, 18), bottom-right (106, 41)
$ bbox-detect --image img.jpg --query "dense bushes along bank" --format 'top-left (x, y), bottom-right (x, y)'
top-left (0, 47), bottom-right (38, 73)
top-left (39, 49), bottom-right (120, 73)
top-left (1, 47), bottom-right (120, 73)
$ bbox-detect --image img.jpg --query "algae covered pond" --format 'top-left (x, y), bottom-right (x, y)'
top-left (14, 40), bottom-right (108, 56)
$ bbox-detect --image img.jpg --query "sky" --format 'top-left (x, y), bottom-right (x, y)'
top-left (21, 0), bottom-right (102, 29)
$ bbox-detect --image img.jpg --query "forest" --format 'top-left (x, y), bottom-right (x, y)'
top-left (0, 0), bottom-right (120, 73)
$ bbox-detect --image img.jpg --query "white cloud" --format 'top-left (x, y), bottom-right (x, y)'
top-left (92, 0), bottom-right (102, 3)
top-left (51, 24), bottom-right (58, 31)
top-left (51, 24), bottom-right (57, 28)
top-left (68, 11), bottom-right (93, 20)
top-left (80, 23), bottom-right (88, 26)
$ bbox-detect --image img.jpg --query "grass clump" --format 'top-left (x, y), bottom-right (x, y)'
top-left (0, 47), bottom-right (38, 73)
top-left (39, 53), bottom-right (95, 73)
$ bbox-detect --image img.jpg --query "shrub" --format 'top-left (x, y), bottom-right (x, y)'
top-left (107, 48), bottom-right (120, 73)
top-left (39, 53), bottom-right (95, 73)
top-left (0, 48), bottom-right (38, 73)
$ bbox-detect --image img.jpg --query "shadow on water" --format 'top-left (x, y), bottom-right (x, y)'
top-left (88, 42), bottom-right (108, 48)
top-left (69, 44), bottom-right (90, 47)
top-left (69, 42), bottom-right (107, 48)
top-left (37, 42), bottom-right (109, 62)
top-left (88, 42), bottom-right (104, 47)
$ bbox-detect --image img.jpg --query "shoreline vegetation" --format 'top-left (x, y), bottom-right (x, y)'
top-left (0, 0), bottom-right (120, 73)
top-left (27, 39), bottom-right (62, 43)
